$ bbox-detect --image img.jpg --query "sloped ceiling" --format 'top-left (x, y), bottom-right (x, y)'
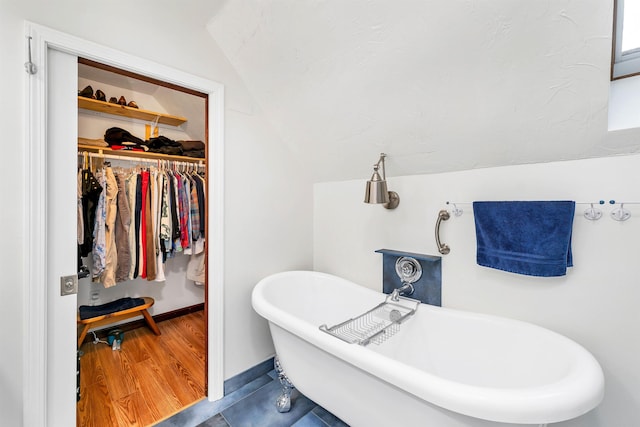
top-left (207, 1), bottom-right (621, 183)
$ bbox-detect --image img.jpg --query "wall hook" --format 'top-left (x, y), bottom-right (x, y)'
top-left (583, 201), bottom-right (603, 221)
top-left (445, 201), bottom-right (463, 217)
top-left (611, 203), bottom-right (631, 221)
top-left (24, 36), bottom-right (37, 75)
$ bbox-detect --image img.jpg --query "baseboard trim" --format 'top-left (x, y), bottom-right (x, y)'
top-left (224, 356), bottom-right (276, 395)
top-left (79, 302), bottom-right (205, 345)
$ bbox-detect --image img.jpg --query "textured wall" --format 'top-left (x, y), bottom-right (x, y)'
top-left (208, 0), bottom-right (640, 183)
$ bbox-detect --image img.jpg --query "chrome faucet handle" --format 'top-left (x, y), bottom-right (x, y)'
top-left (395, 257), bottom-right (422, 285)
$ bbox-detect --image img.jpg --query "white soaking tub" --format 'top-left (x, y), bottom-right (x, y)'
top-left (252, 271), bottom-right (604, 426)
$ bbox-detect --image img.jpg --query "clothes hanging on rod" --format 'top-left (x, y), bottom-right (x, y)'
top-left (77, 152), bottom-right (206, 288)
top-left (92, 169), bottom-right (107, 280)
top-left (114, 172), bottom-right (131, 283)
top-left (78, 159), bottom-right (103, 278)
top-left (78, 167), bottom-right (102, 257)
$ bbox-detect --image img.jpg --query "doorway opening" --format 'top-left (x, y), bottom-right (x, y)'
top-left (25, 23), bottom-right (224, 426)
top-left (75, 58), bottom-right (210, 426)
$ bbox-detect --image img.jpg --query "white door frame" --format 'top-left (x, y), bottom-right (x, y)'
top-left (24, 21), bottom-right (225, 426)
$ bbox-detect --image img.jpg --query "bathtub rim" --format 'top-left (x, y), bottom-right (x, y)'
top-left (252, 270), bottom-right (605, 424)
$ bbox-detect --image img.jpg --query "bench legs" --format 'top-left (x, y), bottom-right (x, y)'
top-left (141, 309), bottom-right (161, 336)
top-left (78, 325), bottom-right (91, 348)
top-left (77, 308), bottom-right (161, 348)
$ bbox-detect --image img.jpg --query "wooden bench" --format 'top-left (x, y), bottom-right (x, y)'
top-left (77, 296), bottom-right (161, 347)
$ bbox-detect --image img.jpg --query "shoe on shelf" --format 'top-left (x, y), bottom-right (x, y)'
top-left (108, 97), bottom-right (118, 104)
top-left (118, 96), bottom-right (127, 106)
top-left (127, 101), bottom-right (139, 109)
top-left (95, 90), bottom-right (106, 102)
top-left (78, 85), bottom-right (93, 98)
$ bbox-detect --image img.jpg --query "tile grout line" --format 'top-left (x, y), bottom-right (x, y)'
top-left (223, 374), bottom-right (276, 413)
top-left (220, 412), bottom-right (231, 427)
top-left (312, 412), bottom-right (333, 427)
top-left (202, 373), bottom-right (277, 425)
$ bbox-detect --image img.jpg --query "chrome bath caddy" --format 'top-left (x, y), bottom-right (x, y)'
top-left (319, 295), bottom-right (420, 346)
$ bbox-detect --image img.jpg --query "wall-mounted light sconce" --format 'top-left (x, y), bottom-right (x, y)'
top-left (364, 153), bottom-right (400, 209)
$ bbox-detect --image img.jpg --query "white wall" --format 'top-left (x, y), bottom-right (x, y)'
top-left (314, 154), bottom-right (640, 426)
top-left (1, 2), bottom-right (313, 425)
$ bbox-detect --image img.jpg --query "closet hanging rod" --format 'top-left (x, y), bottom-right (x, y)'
top-left (78, 150), bottom-right (205, 168)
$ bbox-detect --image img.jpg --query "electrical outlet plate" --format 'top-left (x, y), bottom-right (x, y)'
top-left (60, 274), bottom-right (78, 296)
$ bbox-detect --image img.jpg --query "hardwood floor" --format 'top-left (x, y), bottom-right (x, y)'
top-left (77, 311), bottom-right (206, 427)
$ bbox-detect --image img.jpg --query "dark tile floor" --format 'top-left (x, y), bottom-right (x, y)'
top-left (158, 367), bottom-right (349, 427)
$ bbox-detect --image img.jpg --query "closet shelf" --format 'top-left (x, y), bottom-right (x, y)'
top-left (78, 144), bottom-right (205, 164)
top-left (78, 96), bottom-right (188, 126)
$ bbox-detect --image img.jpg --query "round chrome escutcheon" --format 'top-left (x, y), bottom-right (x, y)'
top-left (394, 256), bottom-right (422, 284)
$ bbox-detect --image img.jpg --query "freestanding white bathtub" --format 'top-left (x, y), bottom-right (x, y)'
top-left (252, 271), bottom-right (604, 427)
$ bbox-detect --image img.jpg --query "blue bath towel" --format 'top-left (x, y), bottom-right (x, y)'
top-left (472, 201), bottom-right (575, 277)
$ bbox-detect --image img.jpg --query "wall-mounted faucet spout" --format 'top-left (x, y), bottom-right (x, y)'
top-left (390, 282), bottom-right (414, 302)
top-left (389, 256), bottom-right (421, 301)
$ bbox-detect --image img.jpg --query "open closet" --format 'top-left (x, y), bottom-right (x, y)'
top-left (75, 58), bottom-right (209, 426)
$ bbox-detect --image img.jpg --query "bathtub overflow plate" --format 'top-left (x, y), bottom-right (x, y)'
top-left (395, 257), bottom-right (422, 284)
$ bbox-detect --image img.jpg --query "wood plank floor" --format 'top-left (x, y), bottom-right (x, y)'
top-left (77, 311), bottom-right (206, 427)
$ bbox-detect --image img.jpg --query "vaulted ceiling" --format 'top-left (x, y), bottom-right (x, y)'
top-left (207, 1), bottom-right (623, 183)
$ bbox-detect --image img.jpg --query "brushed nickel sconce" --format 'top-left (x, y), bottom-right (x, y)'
top-left (364, 153), bottom-right (400, 209)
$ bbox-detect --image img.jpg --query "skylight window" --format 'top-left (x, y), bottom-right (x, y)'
top-left (613, 0), bottom-right (640, 79)
top-left (622, 0), bottom-right (640, 51)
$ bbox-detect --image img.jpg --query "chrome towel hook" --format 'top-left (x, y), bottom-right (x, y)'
top-left (435, 210), bottom-right (450, 254)
top-left (610, 201), bottom-right (631, 221)
top-left (583, 200), bottom-right (604, 221)
top-left (446, 202), bottom-right (463, 217)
